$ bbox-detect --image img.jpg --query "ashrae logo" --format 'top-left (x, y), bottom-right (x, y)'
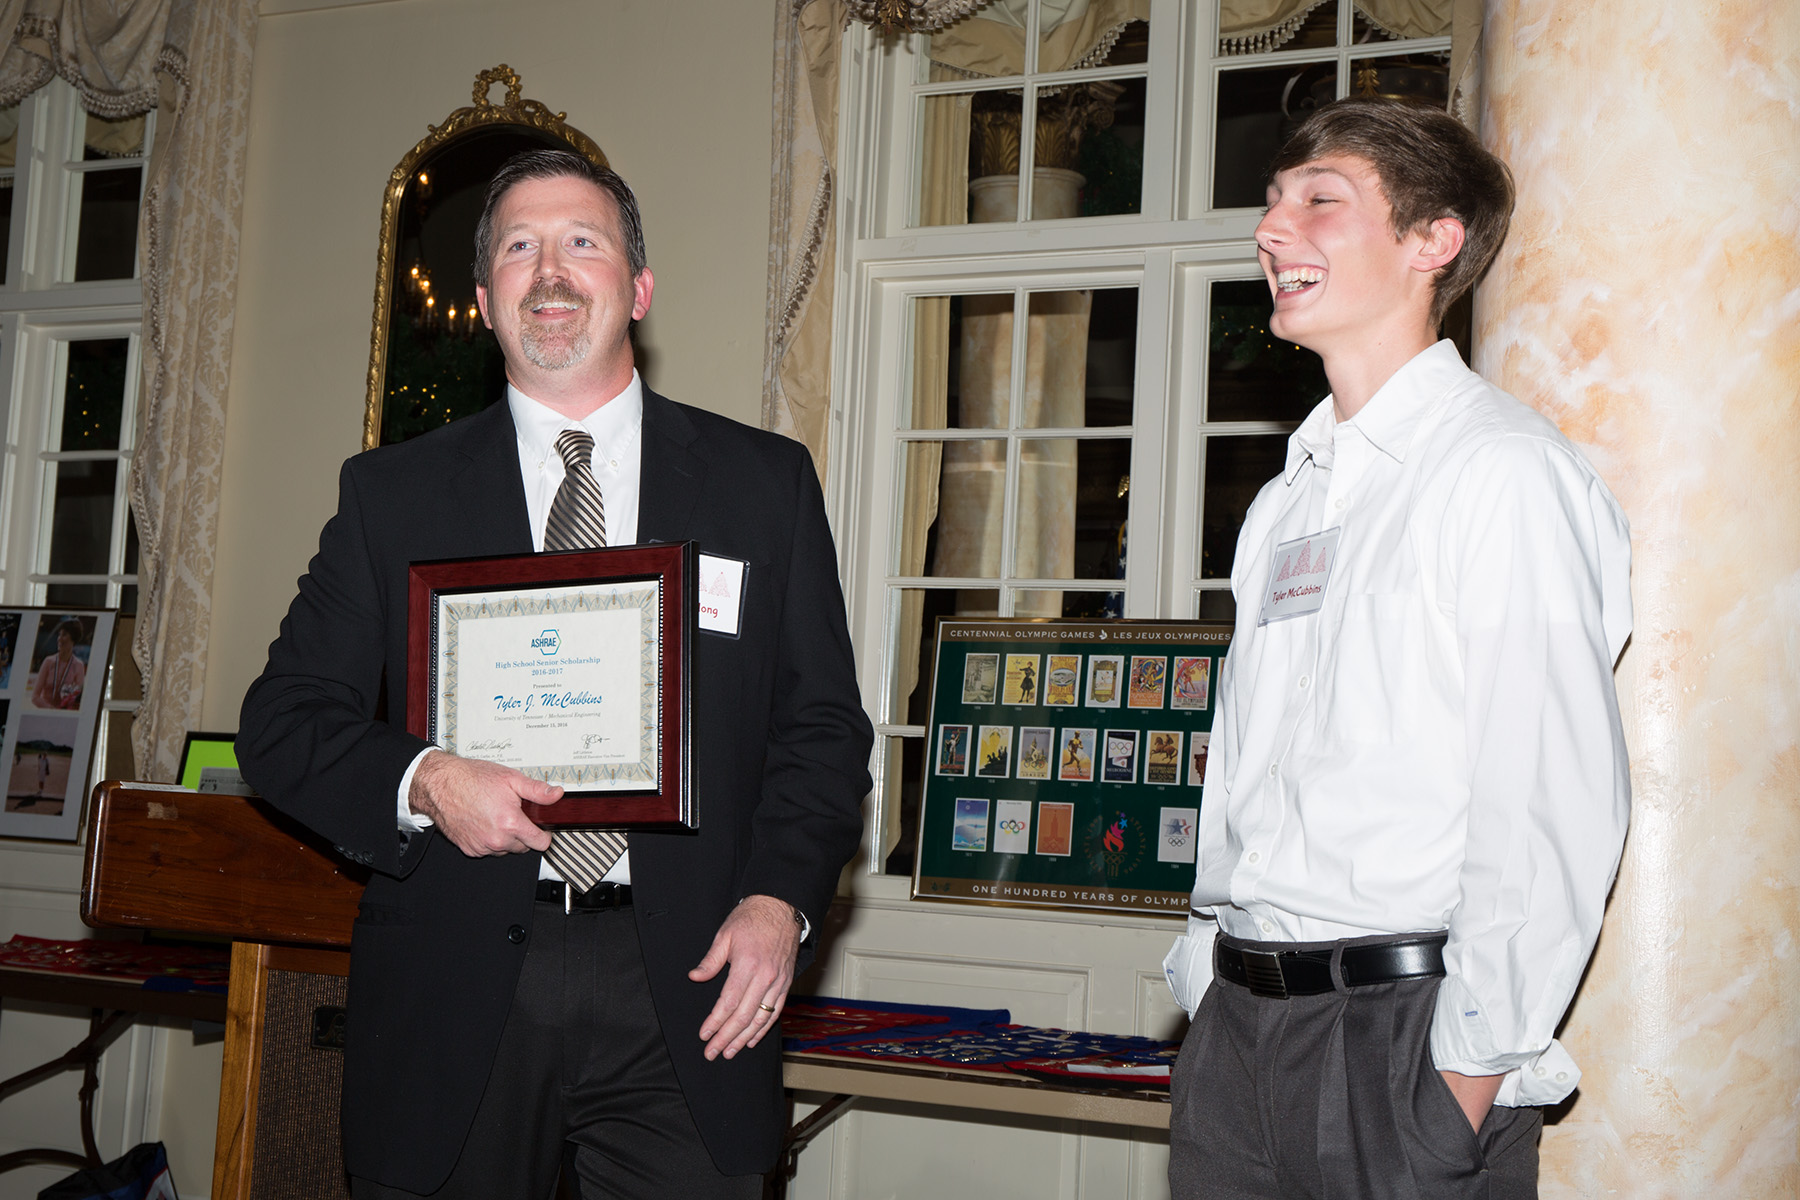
top-left (531, 629), bottom-right (561, 656)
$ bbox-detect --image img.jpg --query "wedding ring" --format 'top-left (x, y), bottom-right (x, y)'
top-left (758, 1003), bottom-right (776, 1013)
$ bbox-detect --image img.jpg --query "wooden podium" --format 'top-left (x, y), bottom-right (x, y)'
top-left (82, 782), bottom-right (364, 1200)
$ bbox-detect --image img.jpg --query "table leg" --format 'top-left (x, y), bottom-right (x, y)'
top-left (0, 1007), bottom-right (135, 1175)
top-left (765, 1094), bottom-right (858, 1200)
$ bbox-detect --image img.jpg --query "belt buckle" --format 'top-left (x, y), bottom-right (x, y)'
top-left (1240, 949), bottom-right (1289, 999)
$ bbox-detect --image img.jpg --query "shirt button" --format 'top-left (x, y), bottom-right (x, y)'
top-left (1298, 675), bottom-right (1310, 689)
top-left (1247, 851), bottom-right (1261, 864)
top-left (609, 459), bottom-right (619, 468)
top-left (1268, 763), bottom-right (1279, 778)
top-left (1259, 920), bottom-right (1274, 934)
top-left (1555, 1071), bottom-right (1568, 1082)
top-left (1534, 1066), bottom-right (1547, 1077)
top-left (506, 925), bottom-right (527, 945)
top-left (1333, 497), bottom-right (1346, 510)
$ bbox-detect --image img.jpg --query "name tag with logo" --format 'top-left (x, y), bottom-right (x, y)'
top-left (1258, 527), bottom-right (1341, 626)
top-left (697, 553), bottom-right (748, 637)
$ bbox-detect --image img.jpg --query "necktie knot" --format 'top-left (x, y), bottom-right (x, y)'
top-left (554, 428), bottom-right (594, 472)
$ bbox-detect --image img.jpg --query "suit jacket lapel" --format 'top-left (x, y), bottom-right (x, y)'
top-left (639, 389), bottom-right (703, 544)
top-left (447, 399), bottom-right (533, 556)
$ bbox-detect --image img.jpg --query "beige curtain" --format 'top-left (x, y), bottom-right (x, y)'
top-left (764, 0), bottom-right (846, 473)
top-left (128, 0), bottom-right (256, 781)
top-left (0, 1), bottom-right (258, 781)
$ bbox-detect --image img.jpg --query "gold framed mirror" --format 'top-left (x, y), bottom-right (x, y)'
top-left (363, 65), bottom-right (608, 449)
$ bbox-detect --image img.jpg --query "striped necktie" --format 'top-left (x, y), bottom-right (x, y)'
top-left (540, 428), bottom-right (626, 892)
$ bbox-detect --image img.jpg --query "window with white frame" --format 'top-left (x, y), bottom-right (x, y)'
top-left (829, 0), bottom-right (1458, 876)
top-left (0, 79), bottom-right (150, 783)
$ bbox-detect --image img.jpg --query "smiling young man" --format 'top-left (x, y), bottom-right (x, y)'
top-left (240, 151), bottom-right (872, 1198)
top-left (1163, 100), bottom-right (1633, 1197)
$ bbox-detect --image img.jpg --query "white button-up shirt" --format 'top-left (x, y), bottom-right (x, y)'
top-left (1165, 341), bottom-right (1632, 1107)
top-left (396, 374), bottom-right (644, 883)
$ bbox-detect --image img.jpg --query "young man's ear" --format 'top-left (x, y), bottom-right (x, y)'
top-left (1413, 217), bottom-right (1466, 275)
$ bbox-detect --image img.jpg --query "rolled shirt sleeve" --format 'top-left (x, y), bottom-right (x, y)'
top-left (1429, 435), bottom-right (1632, 1104)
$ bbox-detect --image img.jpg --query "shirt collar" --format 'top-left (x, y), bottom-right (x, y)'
top-left (509, 371), bottom-right (644, 466)
top-left (1282, 340), bottom-right (1468, 482)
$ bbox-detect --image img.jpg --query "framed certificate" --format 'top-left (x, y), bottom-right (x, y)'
top-left (407, 543), bottom-right (695, 831)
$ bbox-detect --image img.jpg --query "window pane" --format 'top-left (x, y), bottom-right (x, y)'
top-left (47, 459), bottom-right (117, 575)
top-left (925, 0), bottom-right (1027, 78)
top-left (82, 111), bottom-right (147, 161)
top-left (73, 165), bottom-right (142, 280)
top-left (46, 583), bottom-right (106, 607)
top-left (110, 614), bottom-right (140, 702)
top-left (1016, 437), bottom-right (1129, 581)
top-left (1201, 434), bottom-right (1287, 580)
top-left (1353, 1), bottom-right (1447, 41)
top-left (1050, 17), bottom-right (1148, 70)
top-left (887, 586), bottom-right (1000, 726)
top-left (1038, 76), bottom-right (1145, 219)
top-left (1015, 588), bottom-right (1123, 620)
top-left (903, 294), bottom-right (1015, 430)
top-left (1219, 0), bottom-right (1338, 55)
top-left (1214, 61), bottom-right (1337, 209)
top-left (883, 734), bottom-right (922, 875)
top-left (969, 89), bottom-right (1027, 221)
top-left (917, 91), bottom-right (976, 227)
top-left (1207, 279), bottom-right (1328, 421)
top-left (1198, 589), bottom-right (1237, 621)
top-left (904, 438), bottom-right (1008, 578)
top-left (1024, 288), bottom-right (1136, 428)
top-left (104, 709), bottom-right (136, 781)
top-left (1347, 52), bottom-right (1451, 107)
top-left (60, 338), bottom-right (130, 450)
top-left (0, 178), bottom-right (13, 282)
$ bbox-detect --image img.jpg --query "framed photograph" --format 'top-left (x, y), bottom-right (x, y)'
top-left (1015, 726), bottom-right (1054, 780)
top-left (994, 798), bottom-right (1032, 854)
top-left (1102, 729), bottom-right (1140, 784)
top-left (0, 608), bottom-right (117, 843)
top-left (961, 653), bottom-right (999, 704)
top-left (408, 543), bottom-right (695, 831)
top-left (935, 724), bottom-right (971, 776)
top-left (1145, 730), bottom-right (1182, 785)
top-left (1035, 801), bottom-right (1074, 856)
top-left (952, 797), bottom-right (990, 851)
top-left (1127, 656), bottom-right (1167, 709)
top-left (1043, 654), bottom-right (1081, 706)
top-left (1170, 656), bottom-right (1212, 711)
top-left (1002, 654), bottom-right (1041, 706)
top-left (974, 725), bottom-right (1013, 778)
top-left (1085, 654), bottom-right (1123, 707)
top-left (1056, 727), bottom-right (1095, 782)
top-left (1188, 732), bottom-right (1211, 787)
top-left (177, 732), bottom-right (256, 796)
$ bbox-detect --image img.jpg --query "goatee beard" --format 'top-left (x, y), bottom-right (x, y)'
top-left (518, 279), bottom-right (592, 370)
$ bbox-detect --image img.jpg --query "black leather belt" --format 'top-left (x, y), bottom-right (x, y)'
top-left (536, 880), bottom-right (634, 911)
top-left (1214, 933), bottom-right (1446, 999)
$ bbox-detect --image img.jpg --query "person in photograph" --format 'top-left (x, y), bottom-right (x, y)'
top-left (239, 150), bottom-right (872, 1199)
top-left (31, 619), bottom-right (86, 711)
top-left (1164, 100), bottom-right (1631, 1199)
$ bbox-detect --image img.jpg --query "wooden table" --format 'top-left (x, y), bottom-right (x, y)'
top-left (772, 1050), bottom-right (1170, 1196)
top-left (0, 964), bottom-right (227, 1177)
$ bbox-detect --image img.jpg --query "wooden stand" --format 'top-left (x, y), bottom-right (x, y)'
top-left (82, 782), bottom-right (362, 1200)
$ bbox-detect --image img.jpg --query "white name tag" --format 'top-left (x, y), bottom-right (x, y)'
top-left (697, 553), bottom-right (748, 637)
top-left (1258, 527), bottom-right (1341, 626)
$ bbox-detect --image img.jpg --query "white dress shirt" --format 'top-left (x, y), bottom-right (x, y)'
top-left (396, 373), bottom-right (644, 884)
top-left (1163, 341), bottom-right (1632, 1107)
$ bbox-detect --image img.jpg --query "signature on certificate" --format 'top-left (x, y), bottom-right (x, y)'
top-left (467, 738), bottom-right (513, 753)
top-left (581, 733), bottom-right (608, 750)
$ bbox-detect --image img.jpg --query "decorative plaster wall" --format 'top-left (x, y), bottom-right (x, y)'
top-left (1475, 0), bottom-right (1800, 1192)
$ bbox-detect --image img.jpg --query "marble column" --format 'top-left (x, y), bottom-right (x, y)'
top-left (1475, 0), bottom-right (1800, 1193)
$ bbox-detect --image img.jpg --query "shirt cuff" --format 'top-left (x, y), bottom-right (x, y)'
top-left (396, 747), bottom-right (437, 833)
top-left (1428, 973), bottom-right (1580, 1105)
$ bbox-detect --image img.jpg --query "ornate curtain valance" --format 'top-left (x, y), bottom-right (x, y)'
top-left (1218, 0), bottom-right (1449, 54)
top-left (917, 0), bottom-right (1151, 79)
top-left (0, 0), bottom-right (187, 116)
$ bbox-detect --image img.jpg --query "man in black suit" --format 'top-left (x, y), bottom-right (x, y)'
top-left (239, 150), bottom-right (872, 1199)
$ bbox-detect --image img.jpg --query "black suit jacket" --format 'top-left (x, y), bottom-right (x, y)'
top-left (239, 391), bottom-right (872, 1190)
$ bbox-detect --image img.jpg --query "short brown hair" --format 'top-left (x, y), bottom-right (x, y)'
top-left (1270, 98), bottom-right (1514, 327)
top-left (472, 148), bottom-right (647, 288)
